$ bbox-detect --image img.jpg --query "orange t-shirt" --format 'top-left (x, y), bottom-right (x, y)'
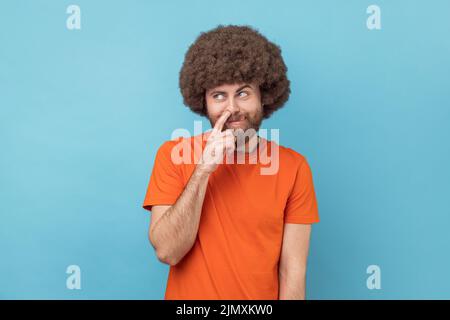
top-left (142, 132), bottom-right (319, 300)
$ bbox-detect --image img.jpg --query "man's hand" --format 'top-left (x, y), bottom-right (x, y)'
top-left (149, 111), bottom-right (236, 265)
top-left (198, 110), bottom-right (235, 173)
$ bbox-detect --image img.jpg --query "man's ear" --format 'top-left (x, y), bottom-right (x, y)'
top-left (202, 97), bottom-right (209, 117)
top-left (201, 93), bottom-right (208, 115)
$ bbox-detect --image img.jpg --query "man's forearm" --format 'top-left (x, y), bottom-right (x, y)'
top-left (278, 268), bottom-right (306, 300)
top-left (150, 166), bottom-right (211, 265)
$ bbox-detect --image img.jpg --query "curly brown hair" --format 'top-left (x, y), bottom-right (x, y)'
top-left (179, 24), bottom-right (291, 119)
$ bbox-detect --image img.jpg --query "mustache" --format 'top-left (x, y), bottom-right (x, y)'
top-left (226, 114), bottom-right (246, 122)
top-left (208, 110), bottom-right (263, 132)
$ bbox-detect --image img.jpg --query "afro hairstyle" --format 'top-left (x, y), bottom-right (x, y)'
top-left (179, 24), bottom-right (291, 119)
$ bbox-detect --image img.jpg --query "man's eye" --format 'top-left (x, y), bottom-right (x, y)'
top-left (214, 94), bottom-right (225, 100)
top-left (238, 91), bottom-right (249, 97)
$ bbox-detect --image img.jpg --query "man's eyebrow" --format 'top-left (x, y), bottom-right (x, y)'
top-left (209, 84), bottom-right (253, 96)
top-left (236, 84), bottom-right (252, 92)
top-left (209, 90), bottom-right (225, 96)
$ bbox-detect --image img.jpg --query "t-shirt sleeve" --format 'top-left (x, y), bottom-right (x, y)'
top-left (284, 157), bottom-right (320, 224)
top-left (142, 141), bottom-right (185, 212)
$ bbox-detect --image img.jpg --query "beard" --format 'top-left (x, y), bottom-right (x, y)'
top-left (208, 109), bottom-right (263, 133)
top-left (207, 109), bottom-right (264, 152)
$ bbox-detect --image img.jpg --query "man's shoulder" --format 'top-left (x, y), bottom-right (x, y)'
top-left (275, 142), bottom-right (307, 166)
top-left (158, 137), bottom-right (183, 150)
top-left (156, 134), bottom-right (205, 163)
top-left (158, 133), bottom-right (204, 150)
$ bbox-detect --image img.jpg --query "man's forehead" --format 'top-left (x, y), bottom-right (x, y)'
top-left (207, 82), bottom-right (254, 92)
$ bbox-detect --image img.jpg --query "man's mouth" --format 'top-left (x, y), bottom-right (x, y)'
top-left (226, 115), bottom-right (246, 125)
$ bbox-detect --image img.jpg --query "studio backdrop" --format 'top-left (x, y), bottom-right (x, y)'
top-left (1, 0), bottom-right (449, 299)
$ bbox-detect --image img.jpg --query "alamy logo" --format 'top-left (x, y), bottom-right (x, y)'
top-left (66, 265), bottom-right (81, 290)
top-left (66, 5), bottom-right (81, 30)
top-left (170, 121), bottom-right (280, 175)
top-left (367, 5), bottom-right (381, 30)
top-left (366, 265), bottom-right (381, 290)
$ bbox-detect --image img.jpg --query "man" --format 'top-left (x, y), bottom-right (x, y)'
top-left (142, 25), bottom-right (319, 300)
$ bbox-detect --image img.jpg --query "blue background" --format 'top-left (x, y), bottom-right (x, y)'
top-left (1, 0), bottom-right (449, 299)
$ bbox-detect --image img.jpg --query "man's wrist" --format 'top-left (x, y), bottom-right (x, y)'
top-left (194, 165), bottom-right (212, 178)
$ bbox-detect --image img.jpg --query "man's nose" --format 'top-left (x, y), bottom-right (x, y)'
top-left (227, 97), bottom-right (240, 114)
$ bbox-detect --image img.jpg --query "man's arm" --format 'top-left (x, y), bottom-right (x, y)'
top-left (148, 110), bottom-right (234, 266)
top-left (149, 166), bottom-right (210, 266)
top-left (278, 223), bottom-right (312, 300)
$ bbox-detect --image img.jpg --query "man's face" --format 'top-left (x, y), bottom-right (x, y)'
top-left (205, 82), bottom-right (264, 133)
